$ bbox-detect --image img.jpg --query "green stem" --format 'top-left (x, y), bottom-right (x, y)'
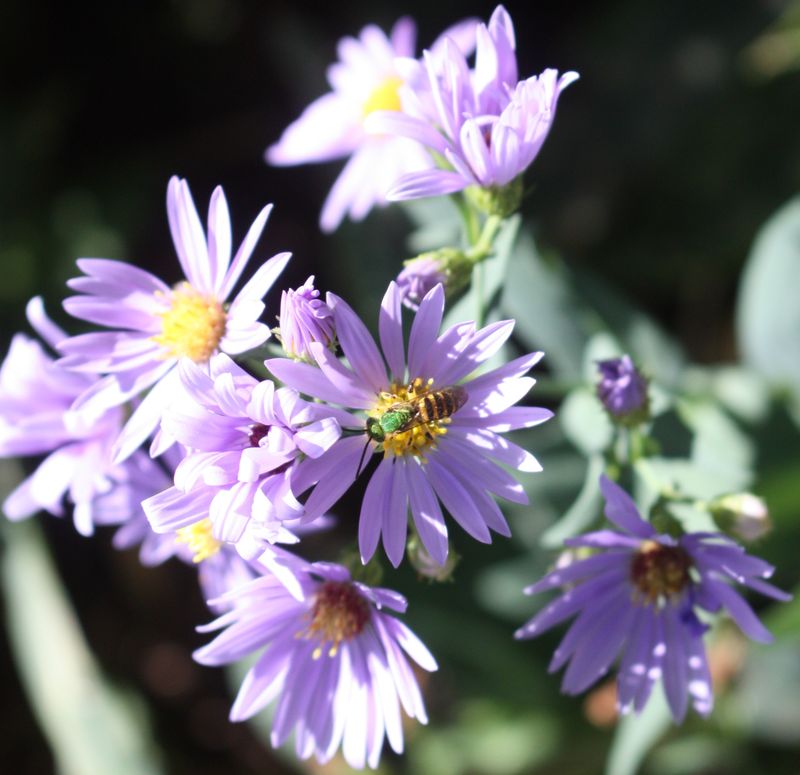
top-left (467, 214), bottom-right (503, 263)
top-left (474, 261), bottom-right (485, 327)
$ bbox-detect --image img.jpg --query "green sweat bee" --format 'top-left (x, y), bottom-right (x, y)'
top-left (365, 384), bottom-right (468, 443)
top-left (354, 384), bottom-right (468, 476)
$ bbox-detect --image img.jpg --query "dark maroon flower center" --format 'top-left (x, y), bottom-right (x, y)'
top-left (247, 423), bottom-right (269, 447)
top-left (630, 540), bottom-right (692, 604)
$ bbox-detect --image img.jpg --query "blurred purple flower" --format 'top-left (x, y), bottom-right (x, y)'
top-left (267, 282), bottom-right (551, 567)
top-left (366, 5), bottom-right (578, 202)
top-left (195, 559), bottom-right (436, 769)
top-left (596, 354), bottom-right (649, 423)
top-left (266, 17), bottom-right (477, 231)
top-left (58, 176), bottom-right (290, 463)
top-left (0, 298), bottom-right (157, 536)
top-left (278, 276), bottom-right (336, 361)
top-left (142, 354), bottom-right (344, 562)
top-left (516, 476), bottom-right (791, 722)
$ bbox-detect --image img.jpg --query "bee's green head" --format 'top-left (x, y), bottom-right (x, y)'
top-left (365, 417), bottom-right (385, 443)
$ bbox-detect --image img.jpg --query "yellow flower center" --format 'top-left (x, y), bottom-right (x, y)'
top-left (176, 519), bottom-right (222, 564)
top-left (630, 540), bottom-right (692, 605)
top-left (362, 76), bottom-right (404, 118)
top-left (152, 282), bottom-right (226, 363)
top-left (302, 581), bottom-right (370, 659)
top-left (369, 377), bottom-right (451, 459)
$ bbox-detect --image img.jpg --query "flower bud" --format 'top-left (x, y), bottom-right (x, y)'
top-left (407, 534), bottom-right (459, 582)
top-left (709, 493), bottom-right (772, 542)
top-left (596, 355), bottom-right (650, 426)
top-left (396, 248), bottom-right (472, 310)
top-left (277, 276), bottom-right (335, 362)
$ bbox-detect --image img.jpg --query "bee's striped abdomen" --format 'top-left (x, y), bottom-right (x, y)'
top-left (417, 386), bottom-right (467, 423)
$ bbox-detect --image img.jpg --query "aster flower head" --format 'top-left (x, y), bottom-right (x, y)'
top-left (515, 476), bottom-right (791, 722)
top-left (0, 298), bottom-right (155, 536)
top-left (366, 5), bottom-right (578, 207)
top-left (194, 559), bottom-right (436, 770)
top-left (267, 17), bottom-right (477, 231)
top-left (278, 275), bottom-right (336, 361)
top-left (143, 354), bottom-right (343, 562)
top-left (267, 282), bottom-right (552, 568)
top-left (58, 176), bottom-right (290, 463)
top-left (596, 354), bottom-right (650, 425)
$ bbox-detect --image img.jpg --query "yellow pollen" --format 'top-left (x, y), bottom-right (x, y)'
top-left (362, 76), bottom-right (404, 118)
top-left (176, 519), bottom-right (222, 564)
top-left (630, 540), bottom-right (692, 606)
top-left (299, 581), bottom-right (370, 659)
top-left (152, 282), bottom-right (226, 363)
top-left (369, 377), bottom-right (450, 460)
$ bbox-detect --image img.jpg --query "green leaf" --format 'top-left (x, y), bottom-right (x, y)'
top-left (540, 454), bottom-right (605, 547)
top-left (0, 512), bottom-right (165, 775)
top-left (500, 233), bottom-right (589, 379)
top-left (560, 388), bottom-right (614, 455)
top-left (409, 700), bottom-right (559, 775)
top-left (402, 197), bottom-right (463, 253)
top-left (736, 195), bottom-right (800, 394)
top-left (605, 689), bottom-right (671, 775)
top-left (678, 400), bottom-right (755, 488)
top-left (572, 271), bottom-right (686, 389)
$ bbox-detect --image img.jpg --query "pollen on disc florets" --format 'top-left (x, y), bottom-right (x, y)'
top-left (176, 518), bottom-right (222, 564)
top-left (630, 540), bottom-right (693, 605)
top-left (362, 76), bottom-right (403, 119)
top-left (304, 581), bottom-right (371, 659)
top-left (153, 282), bottom-right (227, 363)
top-left (369, 377), bottom-right (450, 459)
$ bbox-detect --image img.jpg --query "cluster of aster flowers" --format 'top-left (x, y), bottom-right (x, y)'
top-left (0, 5), bottom-right (789, 771)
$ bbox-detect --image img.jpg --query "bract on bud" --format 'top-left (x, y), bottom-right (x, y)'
top-left (465, 177), bottom-right (524, 218)
top-left (596, 355), bottom-right (650, 426)
top-left (709, 493), bottom-right (772, 542)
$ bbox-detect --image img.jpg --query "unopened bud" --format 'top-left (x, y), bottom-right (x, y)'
top-left (407, 534), bottom-right (459, 582)
top-left (709, 493), bottom-right (772, 542)
top-left (277, 276), bottom-right (335, 362)
top-left (396, 248), bottom-right (471, 310)
top-left (596, 355), bottom-right (650, 426)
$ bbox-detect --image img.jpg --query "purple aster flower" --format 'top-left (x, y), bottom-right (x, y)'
top-left (57, 176), bottom-right (290, 463)
top-left (0, 298), bottom-right (156, 536)
top-left (266, 17), bottom-right (477, 231)
top-left (267, 282), bottom-right (552, 567)
top-left (515, 475), bottom-right (791, 722)
top-left (278, 276), bottom-right (336, 361)
top-left (366, 6), bottom-right (578, 205)
top-left (596, 355), bottom-right (649, 424)
top-left (194, 559), bottom-right (436, 769)
top-left (142, 354), bottom-right (344, 562)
